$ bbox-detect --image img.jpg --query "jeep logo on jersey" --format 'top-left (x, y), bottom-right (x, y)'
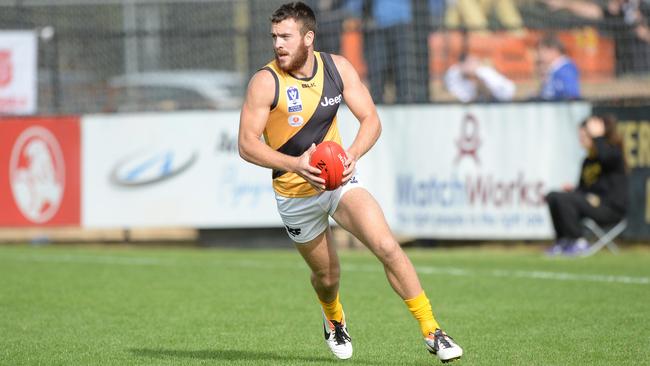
top-left (287, 114), bottom-right (304, 127)
top-left (320, 94), bottom-right (342, 107)
top-left (9, 126), bottom-right (66, 223)
top-left (286, 86), bottom-right (303, 112)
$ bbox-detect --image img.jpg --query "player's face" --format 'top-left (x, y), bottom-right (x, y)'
top-left (271, 18), bottom-right (310, 73)
top-left (537, 46), bottom-right (555, 70)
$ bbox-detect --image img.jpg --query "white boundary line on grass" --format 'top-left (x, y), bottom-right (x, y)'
top-left (6, 253), bottom-right (649, 285)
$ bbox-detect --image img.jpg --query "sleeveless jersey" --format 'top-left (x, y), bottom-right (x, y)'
top-left (262, 51), bottom-right (344, 198)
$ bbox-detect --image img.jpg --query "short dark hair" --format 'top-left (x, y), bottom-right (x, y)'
top-left (270, 2), bottom-right (317, 35)
top-left (539, 34), bottom-right (565, 54)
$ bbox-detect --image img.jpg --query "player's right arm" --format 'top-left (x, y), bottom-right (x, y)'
top-left (238, 70), bottom-right (325, 189)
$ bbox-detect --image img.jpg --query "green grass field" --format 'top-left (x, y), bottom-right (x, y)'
top-left (1, 244), bottom-right (649, 365)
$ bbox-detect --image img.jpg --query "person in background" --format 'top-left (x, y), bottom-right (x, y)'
top-left (315, 0), bottom-right (346, 53)
top-left (343, 0), bottom-right (431, 103)
top-left (545, 115), bottom-right (628, 256)
top-left (541, 0), bottom-right (650, 74)
top-left (444, 53), bottom-right (516, 102)
top-left (445, 0), bottom-right (523, 31)
top-left (536, 34), bottom-right (581, 100)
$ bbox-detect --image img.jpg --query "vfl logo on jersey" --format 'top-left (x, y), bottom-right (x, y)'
top-left (288, 114), bottom-right (304, 127)
top-left (286, 86), bottom-right (303, 112)
top-left (320, 94), bottom-right (342, 107)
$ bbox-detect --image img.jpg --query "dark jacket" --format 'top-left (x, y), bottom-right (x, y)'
top-left (577, 137), bottom-right (628, 214)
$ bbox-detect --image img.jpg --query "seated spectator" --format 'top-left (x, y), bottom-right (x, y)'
top-left (542, 0), bottom-right (650, 74)
top-left (546, 115), bottom-right (628, 256)
top-left (445, 0), bottom-right (523, 31)
top-left (444, 53), bottom-right (515, 102)
top-left (536, 34), bottom-right (581, 100)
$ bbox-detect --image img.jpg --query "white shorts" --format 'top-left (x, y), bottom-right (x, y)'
top-left (275, 174), bottom-right (363, 243)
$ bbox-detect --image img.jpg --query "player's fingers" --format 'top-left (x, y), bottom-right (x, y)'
top-left (342, 159), bottom-right (356, 175)
top-left (307, 176), bottom-right (326, 191)
top-left (310, 175), bottom-right (326, 184)
top-left (306, 143), bottom-right (317, 156)
top-left (307, 165), bottom-right (322, 175)
top-left (341, 169), bottom-right (355, 184)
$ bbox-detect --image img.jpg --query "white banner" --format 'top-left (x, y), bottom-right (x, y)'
top-left (82, 112), bottom-right (281, 228)
top-left (338, 103), bottom-right (591, 239)
top-left (82, 102), bottom-right (590, 238)
top-left (0, 31), bottom-right (37, 115)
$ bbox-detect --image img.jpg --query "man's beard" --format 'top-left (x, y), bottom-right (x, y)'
top-left (275, 43), bottom-right (309, 73)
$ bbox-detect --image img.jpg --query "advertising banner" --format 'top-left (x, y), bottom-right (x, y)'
top-left (82, 102), bottom-right (590, 238)
top-left (338, 103), bottom-right (591, 239)
top-left (0, 116), bottom-right (81, 226)
top-left (82, 112), bottom-right (281, 228)
top-left (593, 105), bottom-right (650, 240)
top-left (0, 31), bottom-right (37, 115)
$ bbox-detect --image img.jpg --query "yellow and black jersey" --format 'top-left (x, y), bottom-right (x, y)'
top-left (261, 51), bottom-right (344, 198)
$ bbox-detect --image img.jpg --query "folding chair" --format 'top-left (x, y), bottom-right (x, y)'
top-left (579, 218), bottom-right (627, 257)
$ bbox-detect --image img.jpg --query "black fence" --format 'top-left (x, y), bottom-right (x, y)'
top-left (1, 0), bottom-right (650, 114)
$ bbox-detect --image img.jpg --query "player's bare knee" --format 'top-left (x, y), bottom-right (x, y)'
top-left (311, 268), bottom-right (340, 289)
top-left (374, 238), bottom-right (402, 265)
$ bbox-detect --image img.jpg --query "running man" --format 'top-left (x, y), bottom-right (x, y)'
top-left (237, 2), bottom-right (463, 363)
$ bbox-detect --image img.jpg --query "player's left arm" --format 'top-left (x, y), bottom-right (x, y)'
top-left (331, 54), bottom-right (381, 183)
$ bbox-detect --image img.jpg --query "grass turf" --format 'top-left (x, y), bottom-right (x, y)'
top-left (0, 244), bottom-right (648, 365)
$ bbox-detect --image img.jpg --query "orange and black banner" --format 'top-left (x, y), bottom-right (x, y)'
top-left (593, 105), bottom-right (650, 240)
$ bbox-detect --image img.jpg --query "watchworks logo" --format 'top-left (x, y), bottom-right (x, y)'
top-left (397, 113), bottom-right (546, 208)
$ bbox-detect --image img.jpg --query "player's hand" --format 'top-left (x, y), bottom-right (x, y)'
top-left (295, 143), bottom-right (326, 191)
top-left (341, 150), bottom-right (357, 185)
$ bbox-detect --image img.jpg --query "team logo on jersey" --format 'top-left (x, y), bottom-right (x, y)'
top-left (286, 86), bottom-right (303, 112)
top-left (288, 114), bottom-right (304, 127)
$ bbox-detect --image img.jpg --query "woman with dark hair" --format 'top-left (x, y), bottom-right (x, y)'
top-left (546, 114), bottom-right (628, 256)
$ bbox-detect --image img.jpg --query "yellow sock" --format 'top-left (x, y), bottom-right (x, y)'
top-left (319, 293), bottom-right (344, 323)
top-left (404, 291), bottom-right (440, 337)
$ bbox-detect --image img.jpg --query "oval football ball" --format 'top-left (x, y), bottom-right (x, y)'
top-left (309, 141), bottom-right (347, 191)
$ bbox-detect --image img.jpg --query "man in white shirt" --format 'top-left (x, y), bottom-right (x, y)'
top-left (444, 54), bottom-right (515, 103)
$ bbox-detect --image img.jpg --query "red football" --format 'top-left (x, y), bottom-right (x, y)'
top-left (309, 141), bottom-right (347, 191)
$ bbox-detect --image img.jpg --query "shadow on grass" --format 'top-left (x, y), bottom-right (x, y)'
top-left (130, 348), bottom-right (379, 364)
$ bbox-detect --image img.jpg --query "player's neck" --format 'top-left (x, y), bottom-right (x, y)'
top-left (291, 51), bottom-right (315, 79)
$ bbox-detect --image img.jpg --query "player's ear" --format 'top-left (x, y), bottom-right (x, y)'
top-left (304, 30), bottom-right (314, 47)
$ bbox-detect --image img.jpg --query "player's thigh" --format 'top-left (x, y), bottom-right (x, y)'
top-left (294, 227), bottom-right (340, 277)
top-left (331, 187), bottom-right (394, 252)
top-left (276, 194), bottom-right (329, 244)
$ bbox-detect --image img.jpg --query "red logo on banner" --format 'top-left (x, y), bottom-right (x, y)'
top-left (10, 127), bottom-right (66, 223)
top-left (455, 113), bottom-right (482, 165)
top-left (0, 50), bottom-right (12, 87)
top-left (0, 117), bottom-right (80, 227)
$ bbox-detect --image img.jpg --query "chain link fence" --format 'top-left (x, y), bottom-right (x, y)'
top-left (0, 0), bottom-right (649, 114)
